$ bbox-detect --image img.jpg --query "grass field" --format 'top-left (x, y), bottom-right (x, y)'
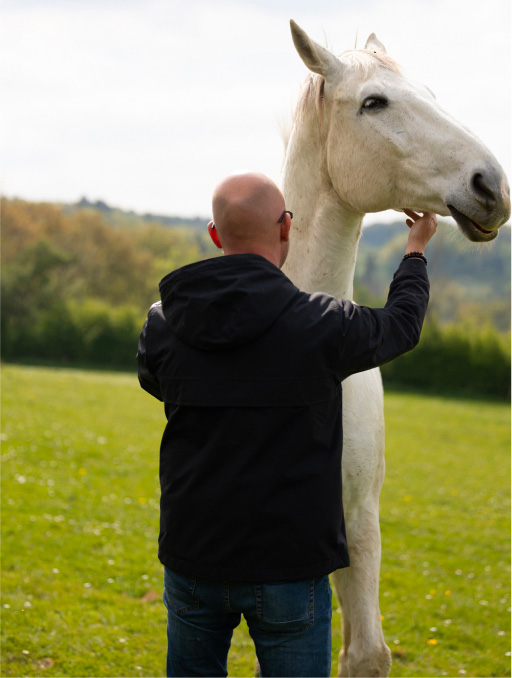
top-left (1, 364), bottom-right (510, 677)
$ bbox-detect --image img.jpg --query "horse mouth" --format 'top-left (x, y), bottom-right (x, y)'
top-left (447, 205), bottom-right (498, 242)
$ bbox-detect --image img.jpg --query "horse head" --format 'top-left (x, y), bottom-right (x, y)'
top-left (289, 20), bottom-right (510, 242)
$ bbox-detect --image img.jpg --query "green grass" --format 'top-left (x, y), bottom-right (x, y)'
top-left (1, 364), bottom-right (510, 677)
top-left (379, 393), bottom-right (510, 677)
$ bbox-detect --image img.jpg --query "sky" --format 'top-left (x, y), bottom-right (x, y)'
top-left (1, 0), bottom-right (511, 224)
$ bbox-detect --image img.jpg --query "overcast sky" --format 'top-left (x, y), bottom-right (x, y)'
top-left (1, 0), bottom-right (510, 224)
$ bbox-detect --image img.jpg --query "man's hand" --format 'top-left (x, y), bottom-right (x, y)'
top-left (404, 209), bottom-right (438, 255)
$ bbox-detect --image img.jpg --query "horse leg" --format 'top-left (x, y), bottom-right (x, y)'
top-left (331, 572), bottom-right (351, 676)
top-left (329, 369), bottom-right (390, 676)
top-left (332, 505), bottom-right (391, 677)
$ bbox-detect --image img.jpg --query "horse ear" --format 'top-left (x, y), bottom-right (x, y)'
top-left (365, 33), bottom-right (387, 54)
top-left (290, 19), bottom-right (341, 79)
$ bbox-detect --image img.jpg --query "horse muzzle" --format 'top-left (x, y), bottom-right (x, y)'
top-left (447, 165), bottom-right (511, 242)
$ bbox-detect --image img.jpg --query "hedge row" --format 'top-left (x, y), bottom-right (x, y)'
top-left (2, 299), bottom-right (143, 368)
top-left (381, 322), bottom-right (510, 399)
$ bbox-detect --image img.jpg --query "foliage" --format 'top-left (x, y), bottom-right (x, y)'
top-left (381, 320), bottom-right (511, 400)
top-left (1, 365), bottom-right (510, 677)
top-left (1, 198), bottom-right (217, 365)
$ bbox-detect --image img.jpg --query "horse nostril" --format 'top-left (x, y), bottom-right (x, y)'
top-left (471, 172), bottom-right (497, 210)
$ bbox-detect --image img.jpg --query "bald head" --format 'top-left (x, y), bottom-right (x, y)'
top-left (209, 173), bottom-right (291, 268)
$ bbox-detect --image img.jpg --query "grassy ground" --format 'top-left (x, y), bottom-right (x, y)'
top-left (1, 364), bottom-right (510, 677)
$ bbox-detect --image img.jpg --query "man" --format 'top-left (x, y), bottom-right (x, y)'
top-left (137, 172), bottom-right (437, 677)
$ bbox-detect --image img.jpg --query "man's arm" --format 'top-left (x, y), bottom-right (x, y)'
top-left (336, 211), bottom-right (437, 380)
top-left (137, 306), bottom-right (164, 401)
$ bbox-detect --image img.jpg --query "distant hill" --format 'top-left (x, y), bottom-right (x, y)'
top-left (64, 197), bottom-right (207, 230)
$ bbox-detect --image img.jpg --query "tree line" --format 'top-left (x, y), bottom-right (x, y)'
top-left (1, 198), bottom-right (214, 367)
top-left (1, 198), bottom-right (509, 399)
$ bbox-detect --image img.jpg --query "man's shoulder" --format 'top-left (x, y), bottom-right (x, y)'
top-left (147, 301), bottom-right (165, 325)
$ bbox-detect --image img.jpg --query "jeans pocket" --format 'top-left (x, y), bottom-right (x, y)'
top-left (255, 579), bottom-right (314, 633)
top-left (163, 568), bottom-right (199, 616)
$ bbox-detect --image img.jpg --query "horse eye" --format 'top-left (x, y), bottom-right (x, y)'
top-left (361, 96), bottom-right (389, 113)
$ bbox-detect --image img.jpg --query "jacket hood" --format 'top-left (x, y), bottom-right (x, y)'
top-left (159, 254), bottom-right (300, 351)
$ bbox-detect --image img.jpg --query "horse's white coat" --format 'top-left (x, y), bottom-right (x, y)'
top-left (281, 21), bottom-right (510, 677)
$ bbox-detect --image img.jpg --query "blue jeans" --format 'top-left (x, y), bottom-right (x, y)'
top-left (163, 567), bottom-right (332, 677)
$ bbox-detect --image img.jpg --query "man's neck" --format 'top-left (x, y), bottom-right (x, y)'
top-left (222, 246), bottom-right (281, 269)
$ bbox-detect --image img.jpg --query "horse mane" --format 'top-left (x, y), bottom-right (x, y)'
top-left (346, 50), bottom-right (401, 75)
top-left (282, 75), bottom-right (323, 152)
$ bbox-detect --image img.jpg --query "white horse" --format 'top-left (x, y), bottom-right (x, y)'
top-left (281, 20), bottom-right (510, 678)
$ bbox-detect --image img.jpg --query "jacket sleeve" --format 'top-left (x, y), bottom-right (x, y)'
top-left (137, 308), bottom-right (164, 401)
top-left (336, 258), bottom-right (430, 381)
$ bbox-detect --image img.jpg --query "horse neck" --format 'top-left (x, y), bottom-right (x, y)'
top-left (281, 119), bottom-right (364, 300)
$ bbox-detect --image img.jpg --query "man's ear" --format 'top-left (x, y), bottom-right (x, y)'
top-left (280, 216), bottom-right (291, 242)
top-left (208, 221), bottom-right (223, 249)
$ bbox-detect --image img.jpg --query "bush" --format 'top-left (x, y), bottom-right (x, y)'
top-left (381, 321), bottom-right (510, 399)
top-left (69, 300), bottom-right (141, 366)
top-left (2, 299), bottom-right (142, 368)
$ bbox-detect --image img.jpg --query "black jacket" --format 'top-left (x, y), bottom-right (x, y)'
top-left (137, 254), bottom-right (429, 581)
